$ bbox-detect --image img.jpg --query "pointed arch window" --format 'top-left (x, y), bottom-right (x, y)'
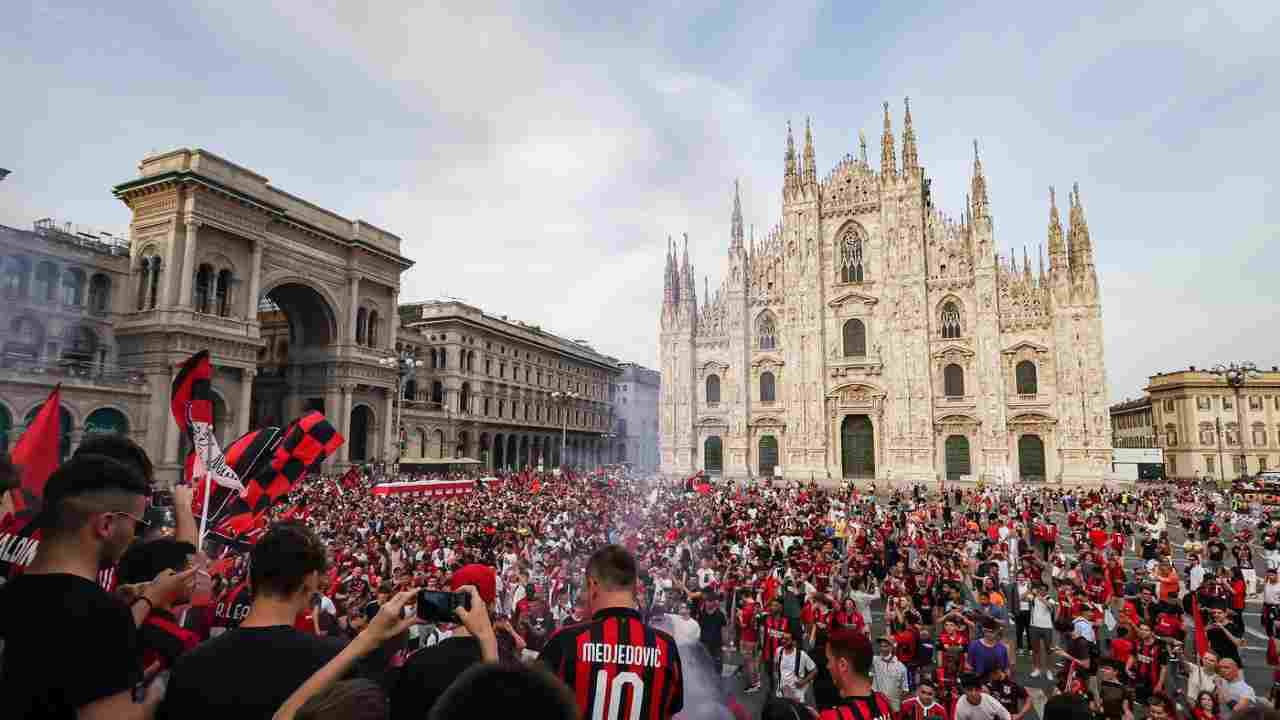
top-left (940, 301), bottom-right (962, 339)
top-left (1016, 360), bottom-right (1038, 395)
top-left (760, 371), bottom-right (776, 402)
top-left (705, 374), bottom-right (721, 404)
top-left (842, 319), bottom-right (866, 358)
top-left (838, 226), bottom-right (864, 283)
top-left (944, 363), bottom-right (965, 397)
top-left (756, 311), bottom-right (777, 350)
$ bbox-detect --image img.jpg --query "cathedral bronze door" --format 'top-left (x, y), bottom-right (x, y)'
top-left (1018, 434), bottom-right (1046, 482)
top-left (758, 435), bottom-right (778, 477)
top-left (840, 415), bottom-right (875, 478)
top-left (945, 435), bottom-right (971, 481)
top-left (704, 436), bottom-right (723, 475)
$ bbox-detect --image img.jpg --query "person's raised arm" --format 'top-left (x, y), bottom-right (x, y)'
top-left (272, 589), bottom-right (420, 720)
top-left (172, 484), bottom-right (197, 547)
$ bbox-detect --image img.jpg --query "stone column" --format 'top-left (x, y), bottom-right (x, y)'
top-left (163, 364), bottom-right (181, 465)
top-left (179, 221), bottom-right (199, 308)
top-left (237, 368), bottom-right (257, 435)
top-left (337, 384), bottom-right (353, 464)
top-left (346, 274), bottom-right (359, 345)
top-left (387, 291), bottom-right (399, 351)
top-left (247, 239), bottom-right (263, 319)
top-left (384, 387), bottom-right (396, 461)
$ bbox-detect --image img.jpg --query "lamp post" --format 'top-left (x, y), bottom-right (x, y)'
top-left (1210, 362), bottom-right (1260, 482)
top-left (379, 350), bottom-right (424, 478)
top-left (600, 431), bottom-right (618, 466)
top-left (550, 390), bottom-right (581, 469)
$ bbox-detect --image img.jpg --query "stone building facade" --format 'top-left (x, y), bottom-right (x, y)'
top-left (1146, 367), bottom-right (1280, 480)
top-left (394, 300), bottom-right (621, 471)
top-left (1, 149), bottom-right (626, 483)
top-left (1109, 397), bottom-right (1155, 449)
top-left (660, 102), bottom-right (1113, 484)
top-left (0, 220), bottom-right (149, 456)
top-left (616, 362), bottom-right (661, 471)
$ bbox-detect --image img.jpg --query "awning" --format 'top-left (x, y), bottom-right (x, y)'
top-left (398, 457), bottom-right (483, 466)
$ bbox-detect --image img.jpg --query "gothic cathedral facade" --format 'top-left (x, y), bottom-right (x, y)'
top-left (659, 101), bottom-right (1113, 485)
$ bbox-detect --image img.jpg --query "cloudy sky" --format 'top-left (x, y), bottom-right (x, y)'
top-left (3, 1), bottom-right (1276, 401)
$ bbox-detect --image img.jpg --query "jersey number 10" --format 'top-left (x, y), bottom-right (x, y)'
top-left (591, 670), bottom-right (645, 720)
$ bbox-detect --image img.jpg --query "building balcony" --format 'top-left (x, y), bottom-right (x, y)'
top-left (0, 357), bottom-right (148, 390)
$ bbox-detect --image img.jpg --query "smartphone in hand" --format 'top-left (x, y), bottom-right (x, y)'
top-left (416, 590), bottom-right (472, 623)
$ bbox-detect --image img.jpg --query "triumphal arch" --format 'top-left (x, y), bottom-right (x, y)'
top-left (112, 148), bottom-right (413, 485)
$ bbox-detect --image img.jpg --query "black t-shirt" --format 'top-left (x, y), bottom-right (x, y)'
top-left (391, 636), bottom-right (484, 720)
top-left (0, 573), bottom-right (141, 719)
top-left (1208, 541), bottom-right (1226, 562)
top-left (158, 625), bottom-right (345, 720)
top-left (698, 608), bottom-right (728, 648)
top-left (986, 678), bottom-right (1028, 713)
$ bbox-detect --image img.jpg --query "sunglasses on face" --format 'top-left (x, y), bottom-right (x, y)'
top-left (107, 511), bottom-right (151, 536)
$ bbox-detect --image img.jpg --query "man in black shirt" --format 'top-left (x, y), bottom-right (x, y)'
top-left (697, 593), bottom-right (728, 675)
top-left (391, 563), bottom-right (502, 720)
top-left (984, 666), bottom-right (1030, 720)
top-left (0, 454), bottom-right (187, 720)
top-left (159, 522), bottom-right (342, 720)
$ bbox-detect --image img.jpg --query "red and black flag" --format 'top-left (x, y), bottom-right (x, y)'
top-left (191, 425), bottom-right (283, 529)
top-left (214, 412), bottom-right (343, 541)
top-left (171, 351), bottom-right (243, 497)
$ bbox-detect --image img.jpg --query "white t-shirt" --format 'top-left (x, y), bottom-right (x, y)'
top-left (775, 647), bottom-right (816, 702)
top-left (953, 692), bottom-right (1012, 720)
top-left (1263, 580), bottom-right (1280, 605)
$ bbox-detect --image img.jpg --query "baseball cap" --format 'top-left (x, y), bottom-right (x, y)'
top-left (450, 564), bottom-right (497, 605)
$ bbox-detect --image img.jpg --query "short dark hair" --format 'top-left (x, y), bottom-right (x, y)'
top-left (118, 538), bottom-right (198, 585)
top-left (296, 679), bottom-right (387, 720)
top-left (586, 544), bottom-right (637, 591)
top-left (39, 454), bottom-right (149, 537)
top-left (1043, 691), bottom-right (1091, 720)
top-left (250, 522), bottom-right (327, 598)
top-left (429, 663), bottom-right (576, 720)
top-left (827, 629), bottom-right (873, 676)
top-left (73, 434), bottom-right (154, 485)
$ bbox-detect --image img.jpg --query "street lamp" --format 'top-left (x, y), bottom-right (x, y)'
top-left (379, 350), bottom-right (424, 477)
top-left (600, 431), bottom-right (618, 466)
top-left (1209, 362), bottom-right (1260, 482)
top-left (550, 390), bottom-right (581, 469)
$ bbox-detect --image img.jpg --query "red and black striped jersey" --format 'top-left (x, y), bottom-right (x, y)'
top-left (819, 692), bottom-right (895, 720)
top-left (759, 614), bottom-right (789, 662)
top-left (539, 606), bottom-right (684, 720)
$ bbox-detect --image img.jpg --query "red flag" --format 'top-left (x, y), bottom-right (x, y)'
top-left (696, 482), bottom-right (711, 495)
top-left (531, 477), bottom-right (542, 494)
top-left (13, 386), bottom-right (61, 496)
top-left (1191, 592), bottom-right (1208, 658)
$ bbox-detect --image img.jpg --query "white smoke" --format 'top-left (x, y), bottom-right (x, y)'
top-left (649, 615), bottom-right (734, 720)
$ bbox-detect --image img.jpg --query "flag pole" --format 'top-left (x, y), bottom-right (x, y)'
top-left (198, 469), bottom-right (212, 551)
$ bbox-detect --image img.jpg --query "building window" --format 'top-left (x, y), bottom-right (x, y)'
top-left (837, 226), bottom-right (864, 283)
top-left (842, 319), bottom-right (866, 358)
top-left (1225, 424), bottom-right (1239, 445)
top-left (760, 371), bottom-right (776, 402)
top-left (1205, 455), bottom-right (1215, 474)
top-left (1250, 395), bottom-right (1263, 411)
top-left (1223, 395), bottom-right (1233, 410)
top-left (431, 381), bottom-right (444, 405)
top-left (1233, 455), bottom-right (1246, 475)
top-left (498, 400), bottom-right (505, 417)
top-left (88, 274), bottom-right (111, 315)
top-left (1197, 396), bottom-right (1210, 410)
top-left (215, 269), bottom-right (234, 317)
top-left (940, 301), bottom-right (962, 339)
top-left (193, 264), bottom-right (213, 313)
top-left (1167, 456), bottom-right (1176, 474)
top-left (484, 397), bottom-right (491, 415)
top-left (1166, 425), bottom-right (1178, 446)
top-left (1016, 361), bottom-right (1038, 395)
top-left (1260, 457), bottom-right (1268, 471)
top-left (944, 363), bottom-right (965, 398)
top-left (367, 311), bottom-right (380, 347)
top-left (1199, 423), bottom-right (1214, 445)
top-left (35, 262), bottom-right (57, 302)
top-left (1253, 425), bottom-right (1267, 445)
top-left (1163, 398), bottom-right (1175, 412)
top-left (705, 375), bottom-right (720, 404)
top-left (355, 308), bottom-right (368, 345)
top-left (756, 311), bottom-right (777, 350)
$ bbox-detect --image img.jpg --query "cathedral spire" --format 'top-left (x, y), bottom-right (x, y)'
top-left (784, 121), bottom-right (797, 182)
top-left (858, 129), bottom-right (868, 166)
top-left (970, 140), bottom-right (989, 221)
top-left (750, 224), bottom-right (755, 258)
top-left (803, 117), bottom-right (817, 185)
top-left (880, 102), bottom-right (897, 177)
top-left (704, 275), bottom-right (709, 307)
top-left (730, 179), bottom-right (744, 250)
top-left (663, 235), bottom-right (677, 304)
top-left (1023, 246), bottom-right (1032, 282)
top-left (1039, 244), bottom-right (1046, 284)
top-left (1047, 185), bottom-right (1066, 267)
top-left (1069, 182), bottom-right (1092, 262)
top-left (901, 97), bottom-right (919, 173)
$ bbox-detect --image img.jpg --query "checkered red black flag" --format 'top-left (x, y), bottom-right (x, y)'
top-left (214, 412), bottom-right (343, 540)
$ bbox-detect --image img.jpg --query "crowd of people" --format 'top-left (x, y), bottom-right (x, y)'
top-left (3, 432), bottom-right (1280, 720)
